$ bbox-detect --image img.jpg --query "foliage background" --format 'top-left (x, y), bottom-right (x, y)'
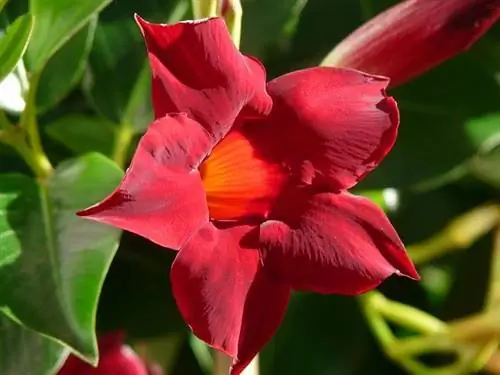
top-left (0, 0), bottom-right (500, 374)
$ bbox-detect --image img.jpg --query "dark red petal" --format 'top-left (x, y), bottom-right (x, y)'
top-left (171, 223), bottom-right (290, 374)
top-left (260, 191), bottom-right (419, 295)
top-left (77, 114), bottom-right (211, 250)
top-left (135, 16), bottom-right (272, 140)
top-left (246, 67), bottom-right (398, 191)
top-left (58, 332), bottom-right (148, 375)
top-left (323, 0), bottom-right (500, 87)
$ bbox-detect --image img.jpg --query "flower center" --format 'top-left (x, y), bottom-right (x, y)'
top-left (200, 130), bottom-right (285, 221)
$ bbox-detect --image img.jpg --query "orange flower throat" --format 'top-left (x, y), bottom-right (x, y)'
top-left (200, 131), bottom-right (285, 221)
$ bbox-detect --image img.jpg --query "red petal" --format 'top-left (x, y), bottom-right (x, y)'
top-left (77, 114), bottom-right (211, 250)
top-left (170, 223), bottom-right (290, 374)
top-left (246, 67), bottom-right (398, 191)
top-left (58, 332), bottom-right (148, 375)
top-left (135, 16), bottom-right (272, 140)
top-left (260, 191), bottom-right (419, 295)
top-left (323, 0), bottom-right (500, 87)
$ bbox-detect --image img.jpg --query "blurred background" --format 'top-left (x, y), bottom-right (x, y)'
top-left (1, 0), bottom-right (500, 374)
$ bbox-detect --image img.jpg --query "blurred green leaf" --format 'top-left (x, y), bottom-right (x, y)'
top-left (84, 19), bottom-right (151, 129)
top-left (469, 135), bottom-right (500, 189)
top-left (361, 49), bottom-right (500, 188)
top-left (0, 315), bottom-right (68, 375)
top-left (286, 0), bottom-right (500, 188)
top-left (465, 113), bottom-right (500, 149)
top-left (84, 0), bottom-right (188, 130)
top-left (36, 16), bottom-right (97, 113)
top-left (0, 0), bottom-right (7, 13)
top-left (26, 0), bottom-right (112, 72)
top-left (440, 234), bottom-right (494, 320)
top-left (45, 115), bottom-right (115, 156)
top-left (241, 0), bottom-right (306, 57)
top-left (0, 153), bottom-right (123, 362)
top-left (97, 231), bottom-right (185, 339)
top-left (261, 294), bottom-right (375, 375)
top-left (0, 13), bottom-right (33, 83)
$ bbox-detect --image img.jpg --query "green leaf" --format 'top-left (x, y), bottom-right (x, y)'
top-left (36, 16), bottom-right (97, 113)
top-left (464, 113), bottom-right (500, 149)
top-left (45, 115), bottom-right (115, 156)
top-left (241, 0), bottom-right (306, 57)
top-left (26, 0), bottom-right (112, 72)
top-left (0, 13), bottom-right (33, 83)
top-left (0, 0), bottom-right (8, 13)
top-left (97, 231), bottom-right (185, 338)
top-left (0, 153), bottom-right (123, 362)
top-left (0, 315), bottom-right (68, 375)
top-left (469, 135), bottom-right (500, 189)
top-left (84, 0), bottom-right (188, 130)
top-left (261, 294), bottom-right (382, 375)
top-left (84, 19), bottom-right (152, 128)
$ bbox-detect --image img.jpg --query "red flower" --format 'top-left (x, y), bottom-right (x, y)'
top-left (58, 332), bottom-right (148, 375)
top-left (77, 16), bottom-right (419, 374)
top-left (323, 0), bottom-right (500, 87)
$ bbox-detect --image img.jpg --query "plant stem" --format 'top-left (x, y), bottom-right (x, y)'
top-left (223, 0), bottom-right (242, 49)
top-left (212, 351), bottom-right (231, 375)
top-left (192, 0), bottom-right (218, 19)
top-left (19, 71), bottom-right (53, 179)
top-left (358, 292), bottom-right (396, 351)
top-left (111, 125), bottom-right (133, 169)
top-left (408, 204), bottom-right (499, 264)
top-left (377, 296), bottom-right (448, 335)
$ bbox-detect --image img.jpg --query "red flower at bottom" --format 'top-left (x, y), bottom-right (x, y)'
top-left (77, 16), bottom-right (419, 374)
top-left (58, 332), bottom-right (148, 375)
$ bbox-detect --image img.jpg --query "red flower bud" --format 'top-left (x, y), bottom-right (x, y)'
top-left (323, 0), bottom-right (500, 87)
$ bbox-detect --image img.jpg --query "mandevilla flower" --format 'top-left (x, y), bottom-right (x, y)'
top-left (58, 332), bottom-right (148, 375)
top-left (323, 0), bottom-right (500, 87)
top-left (78, 15), bottom-right (419, 374)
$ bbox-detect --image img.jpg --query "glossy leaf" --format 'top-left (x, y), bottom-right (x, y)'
top-left (0, 153), bottom-right (123, 362)
top-left (27, 0), bottom-right (112, 72)
top-left (0, 13), bottom-right (33, 83)
top-left (84, 20), bottom-right (151, 128)
top-left (0, 315), bottom-right (68, 375)
top-left (45, 115), bottom-right (115, 156)
top-left (36, 17), bottom-right (97, 113)
top-left (83, 0), bottom-right (188, 130)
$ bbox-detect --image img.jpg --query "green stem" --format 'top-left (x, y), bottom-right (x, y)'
top-left (19, 72), bottom-right (53, 179)
top-left (0, 124), bottom-right (49, 178)
top-left (224, 0), bottom-right (242, 49)
top-left (212, 351), bottom-right (231, 375)
top-left (168, 0), bottom-right (190, 23)
top-left (362, 291), bottom-right (448, 335)
top-left (378, 298), bottom-right (448, 335)
top-left (358, 292), bottom-right (453, 374)
top-left (408, 204), bottom-right (499, 264)
top-left (0, 110), bottom-right (13, 130)
top-left (468, 339), bottom-right (499, 373)
top-left (192, 0), bottom-right (218, 18)
top-left (389, 335), bottom-right (457, 358)
top-left (449, 310), bottom-right (500, 342)
top-left (358, 292), bottom-right (396, 351)
top-left (111, 126), bottom-right (133, 169)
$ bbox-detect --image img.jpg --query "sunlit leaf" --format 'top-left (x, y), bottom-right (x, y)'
top-left (0, 153), bottom-right (123, 362)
